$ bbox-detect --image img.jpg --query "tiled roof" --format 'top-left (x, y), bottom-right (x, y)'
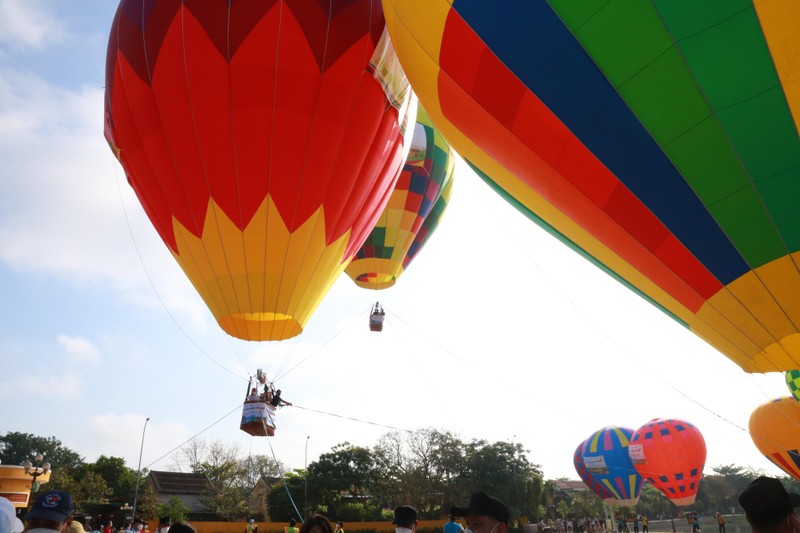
top-left (148, 470), bottom-right (214, 494)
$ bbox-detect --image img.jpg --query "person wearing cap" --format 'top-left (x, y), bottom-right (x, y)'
top-left (393, 506), bottom-right (418, 533)
top-left (444, 515), bottom-right (464, 533)
top-left (24, 490), bottom-right (76, 533)
top-left (739, 476), bottom-right (800, 533)
top-left (1, 496), bottom-right (24, 533)
top-left (451, 492), bottom-right (509, 533)
top-left (157, 518), bottom-right (170, 533)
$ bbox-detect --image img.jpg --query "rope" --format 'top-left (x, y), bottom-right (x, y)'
top-left (261, 413), bottom-right (304, 522)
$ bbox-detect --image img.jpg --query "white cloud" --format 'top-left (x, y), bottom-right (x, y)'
top-left (0, 371), bottom-right (84, 400)
top-left (0, 66), bottom-right (211, 327)
top-left (58, 334), bottom-right (101, 363)
top-left (0, 0), bottom-right (65, 49)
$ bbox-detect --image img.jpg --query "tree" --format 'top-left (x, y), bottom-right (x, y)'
top-left (87, 456), bottom-right (138, 501)
top-left (0, 432), bottom-right (83, 470)
top-left (137, 485), bottom-right (161, 521)
top-left (635, 484), bottom-right (672, 518)
top-left (566, 490), bottom-right (605, 518)
top-left (49, 469), bottom-right (111, 504)
top-left (266, 473), bottom-right (306, 522)
top-left (306, 443), bottom-right (379, 519)
top-left (156, 497), bottom-right (189, 524)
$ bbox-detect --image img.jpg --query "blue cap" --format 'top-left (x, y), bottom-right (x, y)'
top-left (25, 490), bottom-right (75, 522)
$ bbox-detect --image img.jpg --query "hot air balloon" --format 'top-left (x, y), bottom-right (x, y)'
top-left (750, 397), bottom-right (800, 480)
top-left (345, 104), bottom-right (455, 289)
top-left (581, 426), bottom-right (643, 506)
top-left (573, 440), bottom-right (615, 503)
top-left (105, 0), bottom-right (415, 343)
top-left (786, 370), bottom-right (800, 402)
top-left (383, 0), bottom-right (800, 372)
top-left (629, 418), bottom-right (706, 506)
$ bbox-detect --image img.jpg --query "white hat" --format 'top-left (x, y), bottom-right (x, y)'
top-left (0, 497), bottom-right (24, 533)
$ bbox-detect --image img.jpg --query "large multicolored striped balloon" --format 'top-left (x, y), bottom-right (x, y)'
top-left (581, 426), bottom-right (643, 506)
top-left (573, 440), bottom-right (615, 503)
top-left (383, 0), bottom-right (800, 372)
top-left (629, 418), bottom-right (706, 506)
top-left (105, 0), bottom-right (415, 340)
top-left (750, 397), bottom-right (800, 481)
top-left (785, 371), bottom-right (800, 402)
top-left (345, 105), bottom-right (455, 289)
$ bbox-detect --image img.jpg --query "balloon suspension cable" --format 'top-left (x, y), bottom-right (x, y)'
top-left (111, 153), bottom-right (248, 383)
top-left (261, 416), bottom-right (304, 522)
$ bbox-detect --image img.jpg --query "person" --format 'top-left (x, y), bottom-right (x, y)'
top-left (715, 514), bottom-right (725, 533)
top-left (157, 518), bottom-right (171, 533)
top-left (23, 490), bottom-right (76, 533)
top-left (739, 476), bottom-right (800, 533)
top-left (444, 515), bottom-right (464, 533)
top-left (247, 388), bottom-right (260, 401)
top-left (270, 389), bottom-right (292, 407)
top-left (68, 516), bottom-right (86, 533)
top-left (245, 519), bottom-right (258, 533)
top-left (631, 517), bottom-right (638, 533)
top-left (166, 524), bottom-right (195, 533)
top-left (451, 491), bottom-right (509, 533)
top-left (334, 522), bottom-right (344, 533)
top-left (393, 506), bottom-right (418, 533)
top-left (299, 515), bottom-right (333, 533)
top-left (286, 519), bottom-right (299, 533)
top-left (102, 522), bottom-right (113, 533)
top-left (641, 516), bottom-right (648, 533)
top-left (692, 512), bottom-right (700, 533)
top-left (0, 496), bottom-right (24, 533)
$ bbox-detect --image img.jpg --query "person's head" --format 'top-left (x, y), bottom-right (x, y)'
top-left (299, 514), bottom-right (333, 533)
top-left (0, 496), bottom-right (24, 533)
top-left (249, 520), bottom-right (255, 524)
top-left (451, 492), bottom-right (509, 533)
top-left (290, 519), bottom-right (297, 527)
top-left (739, 476), bottom-right (800, 533)
top-left (167, 523), bottom-right (196, 533)
top-left (25, 490), bottom-right (76, 533)
top-left (133, 520), bottom-right (144, 531)
top-left (158, 517), bottom-right (171, 533)
top-left (393, 506), bottom-right (418, 531)
top-left (449, 516), bottom-right (456, 523)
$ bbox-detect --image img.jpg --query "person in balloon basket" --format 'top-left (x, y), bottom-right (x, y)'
top-left (23, 490), bottom-right (76, 533)
top-left (270, 389), bottom-right (292, 408)
top-left (451, 492), bottom-right (509, 533)
top-left (739, 476), bottom-right (800, 533)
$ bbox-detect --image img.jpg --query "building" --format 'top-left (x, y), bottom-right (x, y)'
top-left (246, 477), bottom-right (281, 522)
top-left (144, 471), bottom-right (218, 521)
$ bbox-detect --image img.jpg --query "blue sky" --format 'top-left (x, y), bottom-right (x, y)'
top-left (0, 0), bottom-right (790, 486)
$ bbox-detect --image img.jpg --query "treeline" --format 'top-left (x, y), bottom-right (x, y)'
top-left (2, 430), bottom-right (796, 524)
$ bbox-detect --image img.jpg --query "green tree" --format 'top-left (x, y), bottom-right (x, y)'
top-left (49, 469), bottom-right (111, 504)
top-left (266, 472), bottom-right (306, 522)
top-left (0, 432), bottom-right (83, 470)
top-left (566, 490), bottom-right (604, 518)
top-left (87, 456), bottom-right (138, 500)
top-left (156, 497), bottom-right (189, 524)
top-left (137, 485), bottom-right (161, 521)
top-left (635, 484), bottom-right (672, 518)
top-left (306, 443), bottom-right (378, 519)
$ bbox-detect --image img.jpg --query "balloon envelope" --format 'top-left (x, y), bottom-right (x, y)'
top-left (106, 0), bottom-right (414, 340)
top-left (629, 418), bottom-right (706, 506)
top-left (383, 0), bottom-right (800, 372)
top-left (785, 370), bottom-right (800, 402)
top-left (750, 397), bottom-right (800, 481)
top-left (581, 426), bottom-right (643, 506)
top-left (573, 440), bottom-right (615, 503)
top-left (345, 105), bottom-right (455, 289)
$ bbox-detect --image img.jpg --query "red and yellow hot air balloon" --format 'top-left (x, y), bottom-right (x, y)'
top-left (345, 105), bottom-right (455, 289)
top-left (629, 418), bottom-right (706, 506)
top-left (105, 0), bottom-right (415, 341)
top-left (383, 0), bottom-right (800, 372)
top-left (750, 397), bottom-right (800, 480)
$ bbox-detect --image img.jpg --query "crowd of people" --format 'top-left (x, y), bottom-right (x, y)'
top-left (2, 476), bottom-right (798, 533)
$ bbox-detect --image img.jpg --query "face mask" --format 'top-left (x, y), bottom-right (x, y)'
top-left (395, 528), bottom-right (414, 533)
top-left (465, 522), bottom-right (499, 533)
top-left (160, 528), bottom-right (170, 533)
top-left (137, 526), bottom-right (144, 531)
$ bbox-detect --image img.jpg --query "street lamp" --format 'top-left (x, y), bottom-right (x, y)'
top-left (304, 436), bottom-right (310, 518)
top-left (24, 453), bottom-right (51, 491)
top-left (131, 417), bottom-right (150, 523)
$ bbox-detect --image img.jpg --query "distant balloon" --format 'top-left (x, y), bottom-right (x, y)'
top-left (629, 418), bottom-right (706, 506)
top-left (383, 0), bottom-right (800, 373)
top-left (785, 370), bottom-right (800, 402)
top-left (750, 397), bottom-right (800, 480)
top-left (345, 105), bottom-right (455, 289)
top-left (573, 440), bottom-right (615, 502)
top-left (105, 0), bottom-right (415, 341)
top-left (581, 426), bottom-right (643, 506)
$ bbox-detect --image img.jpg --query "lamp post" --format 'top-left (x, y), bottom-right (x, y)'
top-left (304, 436), bottom-right (310, 518)
top-left (24, 453), bottom-right (51, 491)
top-left (131, 417), bottom-right (150, 523)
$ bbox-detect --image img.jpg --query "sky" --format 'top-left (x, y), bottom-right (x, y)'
top-left (0, 0), bottom-right (792, 488)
